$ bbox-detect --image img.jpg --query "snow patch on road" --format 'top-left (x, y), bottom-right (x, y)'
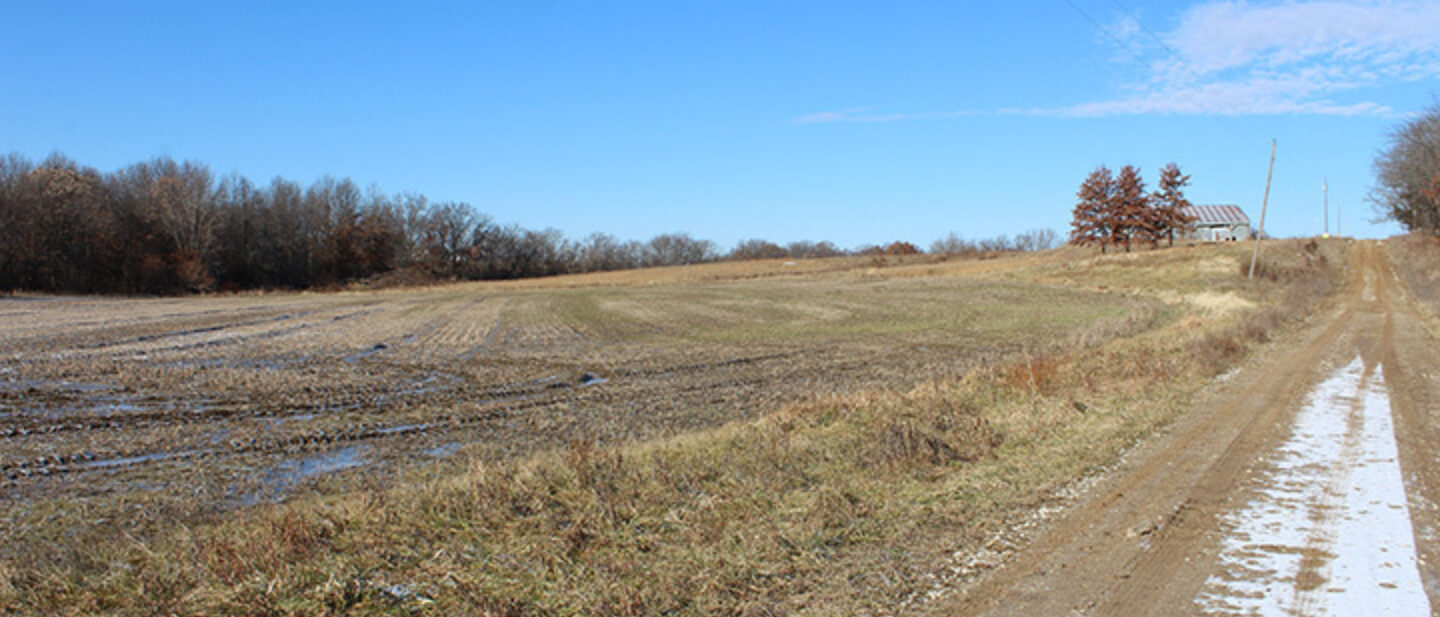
top-left (1195, 355), bottom-right (1431, 616)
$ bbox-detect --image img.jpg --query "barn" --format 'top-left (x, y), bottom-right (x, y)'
top-left (1180, 205), bottom-right (1251, 242)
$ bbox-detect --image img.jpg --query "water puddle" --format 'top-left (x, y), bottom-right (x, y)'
top-left (344, 343), bottom-right (390, 363)
top-left (267, 413), bottom-right (316, 428)
top-left (1195, 356), bottom-right (1431, 615)
top-left (423, 442), bottom-right (461, 458)
top-left (0, 379), bottom-right (114, 393)
top-left (376, 422), bottom-right (433, 435)
top-left (79, 449), bottom-right (201, 470)
top-left (273, 445), bottom-right (369, 481)
top-left (245, 445), bottom-right (371, 505)
top-left (161, 356), bottom-right (300, 371)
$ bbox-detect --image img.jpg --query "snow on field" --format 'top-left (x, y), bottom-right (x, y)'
top-left (1195, 355), bottom-right (1431, 616)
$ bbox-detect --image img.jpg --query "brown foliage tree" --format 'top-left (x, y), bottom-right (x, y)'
top-left (883, 241), bottom-right (921, 256)
top-left (1150, 162), bottom-right (1194, 246)
top-left (730, 238), bottom-right (788, 260)
top-left (1072, 163), bottom-right (1196, 252)
top-left (1070, 166), bottom-right (1115, 252)
top-left (1111, 165), bottom-right (1150, 252)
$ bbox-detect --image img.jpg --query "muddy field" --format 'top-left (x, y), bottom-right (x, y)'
top-left (0, 264), bottom-right (1153, 517)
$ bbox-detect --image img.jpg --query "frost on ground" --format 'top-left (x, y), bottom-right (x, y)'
top-left (1195, 355), bottom-right (1431, 616)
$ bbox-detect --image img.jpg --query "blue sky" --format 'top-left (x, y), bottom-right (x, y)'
top-left (3, 1), bottom-right (1436, 248)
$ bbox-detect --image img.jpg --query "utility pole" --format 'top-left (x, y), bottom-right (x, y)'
top-left (1323, 177), bottom-right (1329, 238)
top-left (1249, 139), bottom-right (1276, 280)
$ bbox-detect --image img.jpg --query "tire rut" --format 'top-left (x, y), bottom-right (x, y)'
top-left (942, 242), bottom-right (1440, 617)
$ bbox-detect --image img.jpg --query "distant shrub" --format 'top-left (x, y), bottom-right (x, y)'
top-left (883, 241), bottom-right (921, 256)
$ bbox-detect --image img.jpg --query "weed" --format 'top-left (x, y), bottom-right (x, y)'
top-left (0, 240), bottom-right (1344, 616)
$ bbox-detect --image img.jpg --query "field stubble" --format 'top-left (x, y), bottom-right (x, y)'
top-left (0, 240), bottom-right (1343, 615)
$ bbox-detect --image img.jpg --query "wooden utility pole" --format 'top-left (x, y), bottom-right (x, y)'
top-left (1248, 139), bottom-right (1276, 280)
top-left (1323, 177), bottom-right (1329, 237)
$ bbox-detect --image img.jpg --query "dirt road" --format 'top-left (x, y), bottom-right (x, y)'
top-left (939, 242), bottom-right (1440, 616)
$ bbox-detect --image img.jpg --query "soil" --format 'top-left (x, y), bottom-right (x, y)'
top-left (935, 241), bottom-right (1440, 616)
top-left (0, 273), bottom-right (1133, 515)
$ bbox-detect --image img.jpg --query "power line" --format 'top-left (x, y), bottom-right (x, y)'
top-left (1060, 0), bottom-right (1149, 67)
top-left (1058, 0), bottom-right (1264, 152)
top-left (1106, 0), bottom-right (1179, 58)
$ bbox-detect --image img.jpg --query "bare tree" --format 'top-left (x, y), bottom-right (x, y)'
top-left (0, 150), bottom-right (746, 292)
top-left (730, 238), bottom-right (787, 260)
top-left (267, 177), bottom-right (311, 287)
top-left (645, 233), bottom-right (717, 266)
top-left (578, 232), bottom-right (641, 272)
top-left (0, 154), bottom-right (35, 289)
top-left (1373, 101), bottom-right (1440, 234)
top-left (784, 240), bottom-right (844, 259)
top-left (976, 235), bottom-right (1013, 252)
top-left (930, 232), bottom-right (975, 255)
top-left (424, 201), bottom-right (483, 277)
top-left (5, 155), bottom-right (113, 291)
top-left (213, 173), bottom-right (265, 287)
top-left (106, 157), bottom-right (220, 290)
top-left (1013, 228), bottom-right (1058, 252)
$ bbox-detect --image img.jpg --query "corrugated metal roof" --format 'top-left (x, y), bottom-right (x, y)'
top-left (1181, 204), bottom-right (1249, 225)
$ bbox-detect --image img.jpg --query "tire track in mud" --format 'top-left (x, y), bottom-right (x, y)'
top-left (0, 349), bottom-right (822, 490)
top-left (0, 274), bottom-right (1048, 508)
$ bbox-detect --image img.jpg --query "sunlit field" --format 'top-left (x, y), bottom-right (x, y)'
top-left (1, 241), bottom-right (1342, 615)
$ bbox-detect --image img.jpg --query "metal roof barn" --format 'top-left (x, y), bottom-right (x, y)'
top-left (1181, 205), bottom-right (1251, 242)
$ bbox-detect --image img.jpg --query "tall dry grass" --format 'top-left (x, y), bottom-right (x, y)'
top-left (0, 241), bottom-right (1343, 616)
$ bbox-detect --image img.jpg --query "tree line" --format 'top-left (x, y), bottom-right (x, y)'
top-left (0, 153), bottom-right (731, 294)
top-left (1069, 163), bottom-right (1194, 253)
top-left (0, 152), bottom-right (1059, 295)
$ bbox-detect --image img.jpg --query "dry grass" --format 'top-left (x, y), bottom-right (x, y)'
top-left (0, 240), bottom-right (1344, 616)
top-left (1384, 233), bottom-right (1440, 319)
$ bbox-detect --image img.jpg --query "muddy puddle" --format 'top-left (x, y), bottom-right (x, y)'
top-left (344, 343), bottom-right (391, 363)
top-left (243, 445), bottom-right (372, 505)
top-left (0, 379), bottom-right (115, 393)
top-left (424, 442), bottom-right (461, 458)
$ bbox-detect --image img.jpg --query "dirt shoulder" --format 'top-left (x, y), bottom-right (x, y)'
top-left (934, 241), bottom-right (1440, 616)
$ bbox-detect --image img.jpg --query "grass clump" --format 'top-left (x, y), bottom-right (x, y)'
top-left (0, 240), bottom-right (1344, 616)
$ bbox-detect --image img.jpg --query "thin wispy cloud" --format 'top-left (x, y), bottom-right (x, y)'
top-left (793, 107), bottom-right (984, 124)
top-left (1071, 0), bottom-right (1440, 116)
top-left (793, 108), bottom-right (910, 124)
top-left (795, 0), bottom-right (1440, 122)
